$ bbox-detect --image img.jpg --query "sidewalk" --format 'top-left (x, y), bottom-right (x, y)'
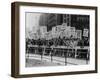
top-left (26, 54), bottom-right (89, 67)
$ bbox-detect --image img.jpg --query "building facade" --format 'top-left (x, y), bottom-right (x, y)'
top-left (39, 13), bottom-right (89, 32)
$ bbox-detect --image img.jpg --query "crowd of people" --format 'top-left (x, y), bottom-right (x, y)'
top-left (26, 35), bottom-right (89, 60)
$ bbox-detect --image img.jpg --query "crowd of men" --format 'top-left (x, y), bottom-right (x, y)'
top-left (26, 36), bottom-right (89, 60)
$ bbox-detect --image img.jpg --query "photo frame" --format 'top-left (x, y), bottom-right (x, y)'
top-left (11, 2), bottom-right (98, 78)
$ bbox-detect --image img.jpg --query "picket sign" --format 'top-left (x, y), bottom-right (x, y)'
top-left (39, 26), bottom-right (47, 34)
top-left (31, 24), bottom-right (83, 40)
top-left (83, 28), bottom-right (89, 37)
top-left (76, 30), bottom-right (82, 39)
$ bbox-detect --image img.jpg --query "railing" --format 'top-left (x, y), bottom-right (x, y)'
top-left (26, 45), bottom-right (90, 66)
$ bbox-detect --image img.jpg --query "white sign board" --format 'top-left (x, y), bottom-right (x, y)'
top-left (76, 30), bottom-right (82, 39)
top-left (59, 31), bottom-right (65, 38)
top-left (39, 26), bottom-right (47, 34)
top-left (44, 32), bottom-right (52, 40)
top-left (70, 27), bottom-right (76, 38)
top-left (51, 27), bottom-right (56, 38)
top-left (83, 29), bottom-right (89, 37)
top-left (62, 23), bottom-right (67, 27)
top-left (48, 31), bottom-right (52, 40)
top-left (52, 27), bottom-right (56, 34)
top-left (56, 25), bottom-right (62, 32)
top-left (34, 33), bottom-right (39, 40)
top-left (64, 26), bottom-right (71, 38)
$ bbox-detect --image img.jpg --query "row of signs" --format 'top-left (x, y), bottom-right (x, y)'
top-left (27, 25), bottom-right (89, 40)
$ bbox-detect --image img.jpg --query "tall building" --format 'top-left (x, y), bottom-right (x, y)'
top-left (39, 14), bottom-right (71, 31)
top-left (39, 13), bottom-right (89, 33)
top-left (71, 15), bottom-right (89, 30)
top-left (39, 13), bottom-right (48, 26)
top-left (71, 15), bottom-right (90, 38)
top-left (46, 14), bottom-right (63, 31)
